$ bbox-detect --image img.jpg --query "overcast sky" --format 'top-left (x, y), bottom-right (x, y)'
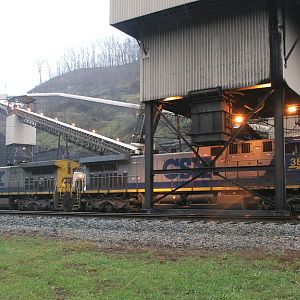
top-left (0, 0), bottom-right (124, 96)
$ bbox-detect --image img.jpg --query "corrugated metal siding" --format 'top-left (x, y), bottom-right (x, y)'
top-left (141, 0), bottom-right (271, 101)
top-left (284, 3), bottom-right (300, 96)
top-left (110, 0), bottom-right (198, 24)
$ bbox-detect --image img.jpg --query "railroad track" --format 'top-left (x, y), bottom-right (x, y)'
top-left (0, 210), bottom-right (299, 223)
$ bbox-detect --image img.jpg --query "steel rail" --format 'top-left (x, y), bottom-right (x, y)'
top-left (0, 210), bottom-right (298, 223)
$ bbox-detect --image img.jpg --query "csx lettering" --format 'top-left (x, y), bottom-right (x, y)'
top-left (163, 157), bottom-right (203, 179)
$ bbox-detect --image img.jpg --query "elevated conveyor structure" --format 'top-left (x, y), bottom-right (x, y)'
top-left (27, 93), bottom-right (141, 112)
top-left (26, 93), bottom-right (176, 143)
top-left (15, 107), bottom-right (139, 155)
top-left (27, 93), bottom-right (146, 143)
top-left (0, 102), bottom-right (9, 116)
top-left (0, 102), bottom-right (139, 156)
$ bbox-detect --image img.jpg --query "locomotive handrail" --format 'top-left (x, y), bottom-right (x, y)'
top-left (153, 164), bottom-right (274, 174)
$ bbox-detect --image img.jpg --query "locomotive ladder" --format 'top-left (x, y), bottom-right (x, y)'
top-left (57, 178), bottom-right (81, 211)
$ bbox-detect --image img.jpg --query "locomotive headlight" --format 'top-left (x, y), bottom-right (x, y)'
top-left (287, 105), bottom-right (297, 114)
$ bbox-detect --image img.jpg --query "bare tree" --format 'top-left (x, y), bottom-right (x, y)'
top-left (39, 35), bottom-right (140, 81)
top-left (36, 59), bottom-right (45, 84)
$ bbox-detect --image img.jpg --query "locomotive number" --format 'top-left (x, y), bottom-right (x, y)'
top-left (289, 157), bottom-right (300, 169)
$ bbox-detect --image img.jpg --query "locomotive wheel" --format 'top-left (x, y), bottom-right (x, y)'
top-left (62, 192), bottom-right (73, 212)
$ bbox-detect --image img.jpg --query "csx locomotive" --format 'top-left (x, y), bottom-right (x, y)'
top-left (0, 138), bottom-right (300, 212)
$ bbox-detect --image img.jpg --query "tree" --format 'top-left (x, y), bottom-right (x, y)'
top-left (36, 59), bottom-right (45, 84)
top-left (36, 35), bottom-right (140, 82)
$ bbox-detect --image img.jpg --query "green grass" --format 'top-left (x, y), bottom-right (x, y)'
top-left (0, 235), bottom-right (299, 300)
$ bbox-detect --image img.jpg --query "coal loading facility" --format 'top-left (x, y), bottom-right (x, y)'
top-left (110, 0), bottom-right (300, 215)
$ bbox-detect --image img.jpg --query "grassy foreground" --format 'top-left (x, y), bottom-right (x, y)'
top-left (0, 235), bottom-right (299, 300)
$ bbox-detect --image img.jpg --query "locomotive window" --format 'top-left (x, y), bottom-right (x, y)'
top-left (211, 146), bottom-right (222, 156)
top-left (229, 144), bottom-right (238, 154)
top-left (31, 167), bottom-right (55, 175)
top-left (263, 141), bottom-right (273, 152)
top-left (68, 162), bottom-right (71, 174)
top-left (285, 143), bottom-right (295, 154)
top-left (90, 163), bottom-right (117, 172)
top-left (241, 143), bottom-right (250, 153)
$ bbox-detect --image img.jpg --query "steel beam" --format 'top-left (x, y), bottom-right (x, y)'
top-left (274, 86), bottom-right (286, 209)
top-left (144, 102), bottom-right (154, 209)
top-left (269, 0), bottom-right (286, 210)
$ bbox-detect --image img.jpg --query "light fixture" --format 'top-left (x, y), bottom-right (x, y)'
top-left (287, 105), bottom-right (297, 114)
top-left (238, 83), bottom-right (272, 91)
top-left (234, 115), bottom-right (244, 124)
top-left (162, 95), bottom-right (184, 102)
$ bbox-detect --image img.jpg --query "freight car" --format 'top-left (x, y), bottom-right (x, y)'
top-left (0, 138), bottom-right (300, 212)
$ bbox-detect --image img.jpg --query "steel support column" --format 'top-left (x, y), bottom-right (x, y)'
top-left (274, 86), bottom-right (286, 210)
top-left (269, 0), bottom-right (286, 210)
top-left (144, 101), bottom-right (154, 209)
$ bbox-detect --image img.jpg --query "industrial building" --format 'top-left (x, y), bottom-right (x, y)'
top-left (110, 0), bottom-right (300, 213)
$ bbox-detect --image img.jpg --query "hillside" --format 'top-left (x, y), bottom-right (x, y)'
top-left (0, 62), bottom-right (140, 163)
top-left (30, 61), bottom-right (140, 103)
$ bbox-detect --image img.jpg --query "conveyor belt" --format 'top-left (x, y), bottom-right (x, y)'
top-left (0, 101), bottom-right (139, 155)
top-left (27, 92), bottom-right (140, 112)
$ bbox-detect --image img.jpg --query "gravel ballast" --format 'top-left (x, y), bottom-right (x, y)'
top-left (0, 215), bottom-right (299, 251)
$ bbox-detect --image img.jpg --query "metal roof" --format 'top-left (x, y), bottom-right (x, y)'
top-left (111, 0), bottom-right (300, 39)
